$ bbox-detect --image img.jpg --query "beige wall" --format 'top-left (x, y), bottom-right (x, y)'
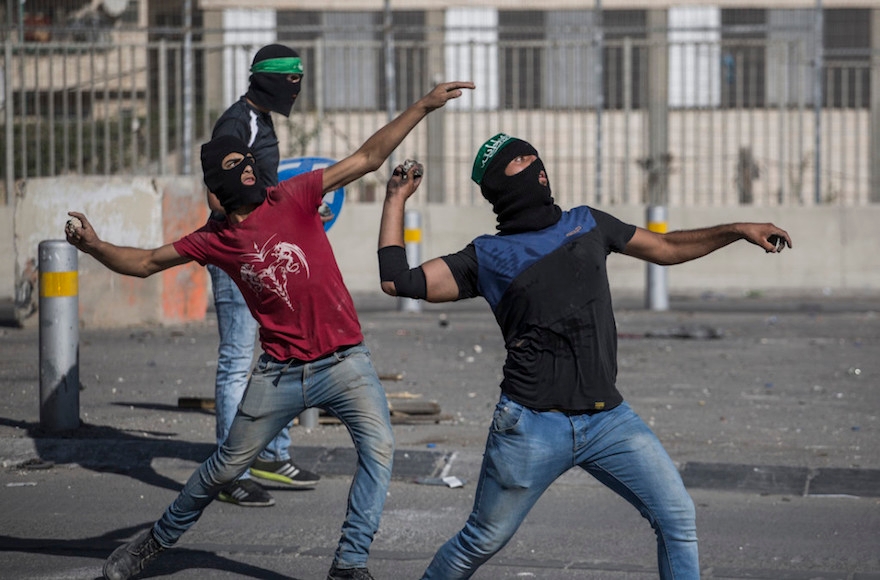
top-left (0, 206), bottom-right (13, 300)
top-left (4, 176), bottom-right (878, 328)
top-left (10, 176), bottom-right (208, 328)
top-left (328, 203), bottom-right (880, 298)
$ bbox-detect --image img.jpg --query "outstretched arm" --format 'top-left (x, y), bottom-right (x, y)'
top-left (377, 163), bottom-right (460, 303)
top-left (322, 81), bottom-right (475, 194)
top-left (623, 222), bottom-right (792, 265)
top-left (65, 211), bottom-right (192, 277)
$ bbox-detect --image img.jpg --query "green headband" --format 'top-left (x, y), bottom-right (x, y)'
top-left (471, 133), bottom-right (515, 185)
top-left (250, 57), bottom-right (304, 75)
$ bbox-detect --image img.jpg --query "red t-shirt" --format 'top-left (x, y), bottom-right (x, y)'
top-left (174, 170), bottom-right (363, 361)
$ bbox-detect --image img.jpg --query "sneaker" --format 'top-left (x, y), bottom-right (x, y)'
top-left (250, 458), bottom-right (321, 488)
top-left (217, 479), bottom-right (275, 507)
top-left (327, 563), bottom-right (375, 580)
top-left (102, 528), bottom-right (165, 580)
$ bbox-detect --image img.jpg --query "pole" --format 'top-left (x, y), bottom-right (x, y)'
top-left (594, 0), bottom-right (603, 203)
top-left (182, 0), bottom-right (193, 175)
top-left (4, 40), bottom-right (14, 204)
top-left (17, 0), bottom-right (23, 44)
top-left (399, 209), bottom-right (422, 313)
top-left (383, 0), bottom-right (397, 171)
top-left (645, 10), bottom-right (669, 312)
top-left (299, 407), bottom-right (318, 429)
top-left (813, 0), bottom-right (823, 204)
top-left (645, 205), bottom-right (669, 311)
top-left (158, 39), bottom-right (168, 175)
top-left (39, 240), bottom-right (80, 432)
top-left (872, 9), bottom-right (880, 203)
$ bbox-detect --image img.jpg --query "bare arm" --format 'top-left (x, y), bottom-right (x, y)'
top-left (322, 81), bottom-right (475, 194)
top-left (65, 211), bottom-right (192, 277)
top-left (623, 222), bottom-right (792, 265)
top-left (378, 164), bottom-right (460, 303)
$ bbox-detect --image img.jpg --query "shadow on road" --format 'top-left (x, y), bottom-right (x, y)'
top-left (0, 415), bottom-right (215, 491)
top-left (0, 522), bottom-right (302, 579)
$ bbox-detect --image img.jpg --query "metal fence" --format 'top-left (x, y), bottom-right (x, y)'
top-left (2, 29), bottom-right (877, 208)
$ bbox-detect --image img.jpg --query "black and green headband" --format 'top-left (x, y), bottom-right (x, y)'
top-left (250, 57), bottom-right (303, 75)
top-left (471, 133), bottom-right (517, 185)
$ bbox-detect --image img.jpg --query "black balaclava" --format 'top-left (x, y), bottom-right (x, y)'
top-left (471, 133), bottom-right (562, 234)
top-left (245, 44), bottom-right (303, 117)
top-left (201, 134), bottom-right (266, 214)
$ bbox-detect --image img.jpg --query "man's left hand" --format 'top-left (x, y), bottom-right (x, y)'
top-left (386, 159), bottom-right (424, 201)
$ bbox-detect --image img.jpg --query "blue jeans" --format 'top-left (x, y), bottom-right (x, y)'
top-left (422, 396), bottom-right (699, 580)
top-left (152, 343), bottom-right (394, 568)
top-left (209, 265), bottom-right (291, 478)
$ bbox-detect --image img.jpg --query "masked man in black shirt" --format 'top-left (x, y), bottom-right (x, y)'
top-left (207, 44), bottom-right (320, 507)
top-left (377, 133), bottom-right (792, 580)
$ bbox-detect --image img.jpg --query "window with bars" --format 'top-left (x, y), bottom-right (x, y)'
top-left (277, 10), bottom-right (428, 112)
top-left (824, 8), bottom-right (870, 109)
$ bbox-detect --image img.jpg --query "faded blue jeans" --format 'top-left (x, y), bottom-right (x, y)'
top-left (209, 264), bottom-right (291, 477)
top-left (422, 396), bottom-right (699, 580)
top-left (152, 343), bottom-right (395, 569)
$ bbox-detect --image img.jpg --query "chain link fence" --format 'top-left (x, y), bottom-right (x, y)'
top-left (2, 10), bottom-right (877, 208)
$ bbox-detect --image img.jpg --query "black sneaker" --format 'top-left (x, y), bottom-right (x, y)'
top-left (217, 479), bottom-right (275, 507)
top-left (250, 458), bottom-right (321, 488)
top-left (103, 528), bottom-right (165, 580)
top-left (327, 563), bottom-right (375, 580)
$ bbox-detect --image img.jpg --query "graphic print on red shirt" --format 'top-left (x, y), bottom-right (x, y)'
top-left (239, 233), bottom-right (311, 312)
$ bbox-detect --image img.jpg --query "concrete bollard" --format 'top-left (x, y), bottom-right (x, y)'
top-left (38, 240), bottom-right (80, 431)
top-left (645, 205), bottom-right (669, 312)
top-left (399, 209), bottom-right (423, 313)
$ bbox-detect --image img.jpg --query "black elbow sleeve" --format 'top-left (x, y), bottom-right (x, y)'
top-left (392, 267), bottom-right (427, 299)
top-left (378, 245), bottom-right (427, 299)
top-left (378, 246), bottom-right (409, 282)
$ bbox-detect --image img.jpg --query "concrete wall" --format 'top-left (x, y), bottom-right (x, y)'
top-left (4, 175), bottom-right (879, 328)
top-left (10, 176), bottom-right (208, 328)
top-left (329, 204), bottom-right (880, 298)
top-left (0, 205), bottom-right (14, 300)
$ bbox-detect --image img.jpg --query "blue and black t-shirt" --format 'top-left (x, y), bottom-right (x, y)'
top-left (442, 206), bottom-right (636, 412)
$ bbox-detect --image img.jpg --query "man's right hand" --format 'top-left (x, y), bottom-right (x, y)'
top-left (64, 210), bottom-right (190, 278)
top-left (324, 80), bottom-right (473, 195)
top-left (419, 81), bottom-right (475, 113)
top-left (64, 211), bottom-right (100, 254)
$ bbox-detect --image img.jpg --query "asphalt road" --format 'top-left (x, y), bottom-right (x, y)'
top-left (1, 292), bottom-right (878, 579)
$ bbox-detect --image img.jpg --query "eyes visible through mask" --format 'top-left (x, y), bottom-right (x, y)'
top-left (504, 154), bottom-right (538, 177)
top-left (221, 152), bottom-right (255, 170)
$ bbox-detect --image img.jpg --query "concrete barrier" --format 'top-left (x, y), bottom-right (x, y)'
top-left (12, 176), bottom-right (208, 328)
top-left (328, 203), bottom-right (880, 299)
top-left (5, 176), bottom-right (880, 328)
top-left (0, 204), bottom-right (14, 303)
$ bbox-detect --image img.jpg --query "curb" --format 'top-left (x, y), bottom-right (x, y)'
top-left (3, 437), bottom-right (879, 498)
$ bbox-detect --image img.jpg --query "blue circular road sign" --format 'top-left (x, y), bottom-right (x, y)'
top-left (278, 157), bottom-right (345, 232)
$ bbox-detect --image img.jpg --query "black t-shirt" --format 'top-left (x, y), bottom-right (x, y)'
top-left (442, 206), bottom-right (636, 411)
top-left (212, 97), bottom-right (279, 188)
top-left (209, 97), bottom-right (278, 222)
